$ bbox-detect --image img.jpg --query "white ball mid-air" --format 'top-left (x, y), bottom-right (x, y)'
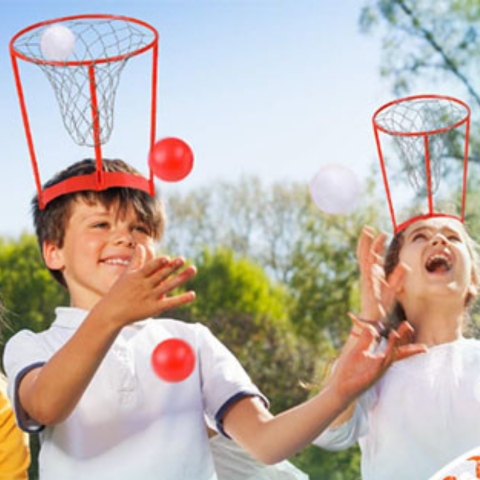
top-left (40, 24), bottom-right (76, 62)
top-left (309, 163), bottom-right (360, 215)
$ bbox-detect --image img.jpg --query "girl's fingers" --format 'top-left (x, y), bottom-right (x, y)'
top-left (396, 343), bottom-right (428, 360)
top-left (352, 325), bottom-right (378, 353)
top-left (382, 330), bottom-right (400, 368)
top-left (371, 232), bottom-right (387, 258)
top-left (396, 321), bottom-right (415, 346)
top-left (357, 227), bottom-right (375, 266)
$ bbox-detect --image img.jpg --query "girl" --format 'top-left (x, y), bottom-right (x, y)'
top-left (314, 216), bottom-right (480, 480)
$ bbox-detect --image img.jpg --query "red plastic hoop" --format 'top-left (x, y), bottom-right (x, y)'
top-left (10, 14), bottom-right (159, 209)
top-left (372, 94), bottom-right (471, 233)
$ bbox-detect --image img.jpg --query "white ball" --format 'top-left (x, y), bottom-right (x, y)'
top-left (309, 164), bottom-right (360, 215)
top-left (40, 24), bottom-right (76, 62)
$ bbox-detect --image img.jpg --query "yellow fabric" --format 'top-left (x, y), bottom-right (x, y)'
top-left (0, 376), bottom-right (30, 480)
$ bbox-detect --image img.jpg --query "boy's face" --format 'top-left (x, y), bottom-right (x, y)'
top-left (44, 199), bottom-right (156, 310)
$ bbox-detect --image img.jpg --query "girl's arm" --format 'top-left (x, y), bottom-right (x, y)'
top-left (223, 324), bottom-right (425, 465)
top-left (329, 226), bottom-right (410, 427)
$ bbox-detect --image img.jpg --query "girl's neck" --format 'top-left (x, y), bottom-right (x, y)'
top-left (404, 300), bottom-right (464, 347)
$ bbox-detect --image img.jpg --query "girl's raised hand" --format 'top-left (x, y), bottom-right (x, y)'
top-left (329, 319), bottom-right (426, 403)
top-left (357, 226), bottom-right (409, 322)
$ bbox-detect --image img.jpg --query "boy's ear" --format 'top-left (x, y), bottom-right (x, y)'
top-left (43, 240), bottom-right (65, 270)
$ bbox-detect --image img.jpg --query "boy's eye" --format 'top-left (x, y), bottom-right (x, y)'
top-left (93, 222), bottom-right (109, 229)
top-left (133, 225), bottom-right (150, 235)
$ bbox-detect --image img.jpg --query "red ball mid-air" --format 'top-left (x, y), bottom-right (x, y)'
top-left (149, 137), bottom-right (194, 182)
top-left (151, 338), bottom-right (196, 382)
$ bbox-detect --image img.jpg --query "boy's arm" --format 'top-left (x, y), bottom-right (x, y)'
top-left (17, 249), bottom-right (196, 427)
top-left (223, 325), bottom-right (425, 465)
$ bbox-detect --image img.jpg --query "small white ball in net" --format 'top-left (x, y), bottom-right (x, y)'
top-left (40, 24), bottom-right (76, 61)
top-left (309, 164), bottom-right (360, 215)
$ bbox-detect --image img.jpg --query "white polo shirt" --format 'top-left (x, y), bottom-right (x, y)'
top-left (4, 307), bottom-right (268, 480)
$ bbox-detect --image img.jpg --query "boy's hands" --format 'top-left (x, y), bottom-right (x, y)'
top-left (357, 226), bottom-right (408, 321)
top-left (98, 245), bottom-right (197, 328)
top-left (329, 320), bottom-right (426, 405)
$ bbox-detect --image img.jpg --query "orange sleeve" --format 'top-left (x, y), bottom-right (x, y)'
top-left (0, 377), bottom-right (30, 480)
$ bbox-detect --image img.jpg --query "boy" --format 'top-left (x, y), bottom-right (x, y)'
top-left (4, 158), bottom-right (423, 480)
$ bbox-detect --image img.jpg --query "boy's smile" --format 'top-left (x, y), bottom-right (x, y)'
top-left (44, 199), bottom-right (156, 310)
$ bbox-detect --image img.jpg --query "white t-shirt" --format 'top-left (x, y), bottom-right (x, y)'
top-left (4, 307), bottom-right (268, 480)
top-left (314, 337), bottom-right (480, 480)
top-left (210, 434), bottom-right (309, 480)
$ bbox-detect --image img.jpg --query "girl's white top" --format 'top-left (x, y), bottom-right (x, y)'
top-left (314, 337), bottom-right (480, 480)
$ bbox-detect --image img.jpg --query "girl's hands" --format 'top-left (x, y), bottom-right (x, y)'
top-left (357, 226), bottom-right (409, 322)
top-left (329, 320), bottom-right (426, 404)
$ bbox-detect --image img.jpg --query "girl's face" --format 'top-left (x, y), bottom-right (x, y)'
top-left (397, 217), bottom-right (477, 307)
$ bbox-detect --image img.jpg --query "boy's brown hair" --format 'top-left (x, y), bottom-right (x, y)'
top-left (32, 159), bottom-right (166, 287)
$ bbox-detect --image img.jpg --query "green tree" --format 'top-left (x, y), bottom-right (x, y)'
top-left (0, 234), bottom-right (68, 355)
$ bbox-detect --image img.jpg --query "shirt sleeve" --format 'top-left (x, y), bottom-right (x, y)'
top-left (312, 386), bottom-right (377, 451)
top-left (197, 325), bottom-right (269, 438)
top-left (3, 330), bottom-right (50, 433)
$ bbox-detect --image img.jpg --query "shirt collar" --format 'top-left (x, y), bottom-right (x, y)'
top-left (52, 306), bottom-right (151, 330)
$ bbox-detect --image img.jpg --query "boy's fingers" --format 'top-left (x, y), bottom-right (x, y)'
top-left (157, 291), bottom-right (196, 312)
top-left (154, 266), bottom-right (197, 296)
top-left (148, 257), bottom-right (186, 285)
top-left (141, 255), bottom-right (170, 277)
top-left (127, 244), bottom-right (146, 273)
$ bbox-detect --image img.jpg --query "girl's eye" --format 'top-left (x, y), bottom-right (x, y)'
top-left (448, 235), bottom-right (461, 242)
top-left (412, 233), bottom-right (427, 241)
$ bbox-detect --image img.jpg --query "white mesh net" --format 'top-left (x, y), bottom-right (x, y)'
top-left (374, 97), bottom-right (468, 195)
top-left (12, 18), bottom-right (156, 147)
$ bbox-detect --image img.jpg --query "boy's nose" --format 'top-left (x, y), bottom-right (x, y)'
top-left (113, 229), bottom-right (136, 247)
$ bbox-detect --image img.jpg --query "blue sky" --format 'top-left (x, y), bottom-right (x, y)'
top-left (0, 0), bottom-right (460, 236)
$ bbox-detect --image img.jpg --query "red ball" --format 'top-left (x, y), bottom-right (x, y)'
top-left (149, 137), bottom-right (194, 182)
top-left (151, 338), bottom-right (196, 382)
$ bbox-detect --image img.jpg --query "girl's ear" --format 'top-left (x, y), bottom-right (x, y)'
top-left (43, 240), bottom-right (65, 270)
top-left (468, 274), bottom-right (478, 299)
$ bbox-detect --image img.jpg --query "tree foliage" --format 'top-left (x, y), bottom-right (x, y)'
top-left (361, 0), bottom-right (480, 161)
